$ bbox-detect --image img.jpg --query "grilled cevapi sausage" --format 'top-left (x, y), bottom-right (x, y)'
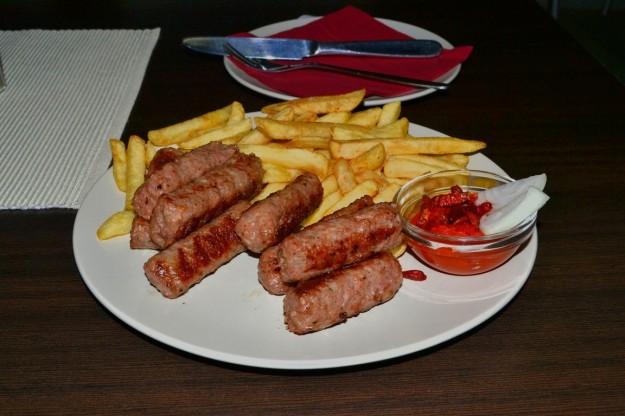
top-left (257, 245), bottom-right (288, 296)
top-left (235, 172), bottom-right (323, 253)
top-left (145, 147), bottom-right (183, 178)
top-left (130, 148), bottom-right (183, 250)
top-left (258, 196), bottom-right (375, 296)
top-left (129, 216), bottom-right (160, 250)
top-left (143, 201), bottom-right (250, 299)
top-left (133, 142), bottom-right (239, 220)
top-left (277, 202), bottom-right (403, 283)
top-left (149, 152), bottom-right (263, 249)
top-left (283, 252), bottom-right (403, 334)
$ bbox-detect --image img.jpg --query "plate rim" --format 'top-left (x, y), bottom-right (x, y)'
top-left (223, 16), bottom-right (462, 106)
top-left (73, 120), bottom-right (535, 370)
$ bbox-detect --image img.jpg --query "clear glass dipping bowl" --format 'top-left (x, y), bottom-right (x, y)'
top-left (394, 169), bottom-right (536, 275)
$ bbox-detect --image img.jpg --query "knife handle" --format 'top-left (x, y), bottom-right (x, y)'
top-left (316, 40), bottom-right (443, 58)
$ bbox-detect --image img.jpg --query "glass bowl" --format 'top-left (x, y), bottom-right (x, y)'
top-left (394, 169), bottom-right (536, 275)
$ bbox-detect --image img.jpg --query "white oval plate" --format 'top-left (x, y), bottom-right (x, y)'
top-left (224, 17), bottom-right (461, 106)
top-left (73, 121), bottom-right (536, 370)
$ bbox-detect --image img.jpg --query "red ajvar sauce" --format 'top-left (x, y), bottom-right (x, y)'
top-left (411, 185), bottom-right (492, 236)
top-left (406, 186), bottom-right (514, 275)
top-left (403, 270), bottom-right (427, 281)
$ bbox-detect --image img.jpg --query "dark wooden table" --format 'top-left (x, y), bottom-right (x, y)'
top-left (2, 1), bottom-right (624, 414)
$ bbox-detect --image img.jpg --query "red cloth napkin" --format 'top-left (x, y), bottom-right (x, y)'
top-left (230, 6), bottom-right (473, 98)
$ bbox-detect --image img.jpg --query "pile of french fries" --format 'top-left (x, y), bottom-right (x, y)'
top-left (97, 89), bottom-right (486, 258)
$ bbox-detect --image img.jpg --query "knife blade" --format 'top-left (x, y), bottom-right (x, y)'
top-left (183, 37), bottom-right (443, 60)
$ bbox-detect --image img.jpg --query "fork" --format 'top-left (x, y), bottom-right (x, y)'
top-left (224, 43), bottom-right (449, 91)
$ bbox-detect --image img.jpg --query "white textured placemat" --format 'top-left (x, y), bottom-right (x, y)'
top-left (0, 29), bottom-right (160, 209)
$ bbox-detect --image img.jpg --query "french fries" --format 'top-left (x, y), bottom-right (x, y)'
top-left (98, 135), bottom-right (145, 239)
top-left (270, 107), bottom-right (295, 121)
top-left (238, 129), bottom-right (271, 145)
top-left (330, 136), bottom-right (486, 159)
top-left (349, 143), bottom-right (385, 173)
top-left (402, 136), bottom-right (487, 154)
top-left (285, 136), bottom-right (330, 149)
top-left (239, 107), bottom-right (298, 145)
top-left (262, 164), bottom-right (302, 184)
top-left (109, 139), bottom-right (127, 192)
top-left (261, 89), bottom-right (365, 115)
top-left (391, 154), bottom-right (467, 170)
top-left (386, 177), bottom-right (410, 186)
top-left (334, 159), bottom-right (358, 194)
top-left (355, 170), bottom-right (389, 187)
top-left (437, 153), bottom-right (470, 168)
top-left (255, 118), bottom-right (336, 140)
top-left (252, 182), bottom-right (288, 203)
top-left (317, 149), bottom-right (331, 159)
top-left (97, 90), bottom-right (487, 253)
top-left (377, 102), bottom-right (401, 127)
top-left (220, 131), bottom-right (249, 145)
top-left (144, 141), bottom-right (160, 167)
top-left (147, 102), bottom-right (237, 146)
top-left (124, 135), bottom-right (146, 210)
top-left (178, 118), bottom-right (252, 149)
top-left (383, 157), bottom-right (441, 179)
top-left (374, 183), bottom-right (401, 203)
top-left (301, 190), bottom-right (342, 227)
top-left (332, 118), bottom-right (409, 141)
top-left (294, 111), bottom-right (318, 122)
top-left (325, 180), bottom-right (379, 216)
top-left (389, 243), bottom-right (407, 258)
top-left (97, 210), bottom-right (135, 240)
top-left (317, 111), bottom-right (351, 123)
top-left (227, 101), bottom-right (246, 125)
top-left (348, 108), bottom-right (382, 127)
top-left (321, 175), bottom-right (339, 195)
top-left (238, 144), bottom-right (329, 178)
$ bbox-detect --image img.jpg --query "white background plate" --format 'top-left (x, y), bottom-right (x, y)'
top-left (73, 121), bottom-right (536, 370)
top-left (224, 17), bottom-right (461, 106)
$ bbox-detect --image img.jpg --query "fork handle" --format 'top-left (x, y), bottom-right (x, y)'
top-left (305, 62), bottom-right (449, 90)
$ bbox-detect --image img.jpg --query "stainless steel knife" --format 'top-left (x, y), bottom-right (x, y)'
top-left (182, 37), bottom-right (443, 60)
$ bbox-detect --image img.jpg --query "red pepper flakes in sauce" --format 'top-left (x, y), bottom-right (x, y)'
top-left (411, 185), bottom-right (492, 237)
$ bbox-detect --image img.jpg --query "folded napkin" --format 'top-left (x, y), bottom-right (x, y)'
top-left (0, 29), bottom-right (159, 209)
top-left (230, 6), bottom-right (472, 98)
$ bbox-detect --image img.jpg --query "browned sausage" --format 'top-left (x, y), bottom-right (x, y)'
top-left (130, 148), bottom-right (184, 250)
top-left (146, 147), bottom-right (183, 178)
top-left (283, 252), bottom-right (403, 334)
top-left (257, 196), bottom-right (375, 296)
top-left (149, 152), bottom-right (263, 248)
top-left (143, 201), bottom-right (250, 298)
top-left (277, 202), bottom-right (403, 283)
top-left (257, 245), bottom-right (289, 295)
top-left (133, 142), bottom-right (239, 219)
top-left (129, 216), bottom-right (159, 250)
top-left (317, 195), bottom-right (374, 223)
top-left (235, 172), bottom-right (323, 253)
